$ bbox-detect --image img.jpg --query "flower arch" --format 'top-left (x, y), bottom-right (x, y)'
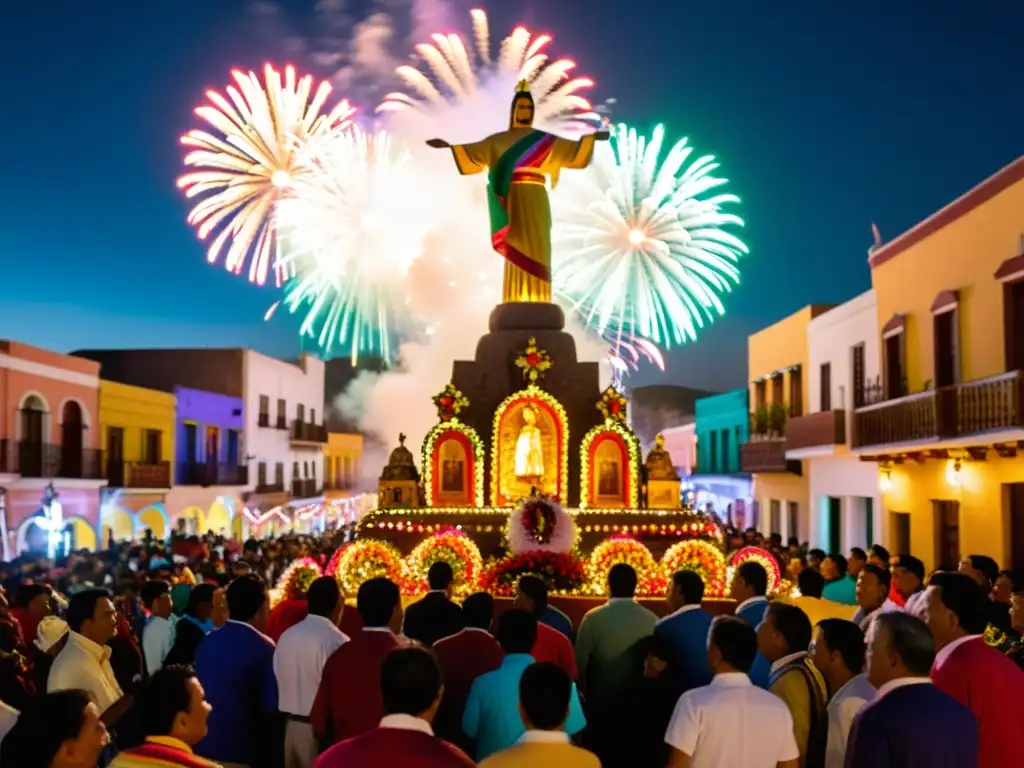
top-left (579, 420), bottom-right (642, 508)
top-left (421, 418), bottom-right (485, 507)
top-left (491, 385), bottom-right (569, 506)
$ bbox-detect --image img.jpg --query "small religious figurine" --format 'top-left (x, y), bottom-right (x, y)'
top-left (426, 80), bottom-right (609, 303)
top-left (514, 406), bottom-right (545, 479)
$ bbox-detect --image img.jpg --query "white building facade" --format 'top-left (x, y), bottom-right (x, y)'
top-left (242, 351), bottom-right (327, 525)
top-left (785, 290), bottom-right (882, 553)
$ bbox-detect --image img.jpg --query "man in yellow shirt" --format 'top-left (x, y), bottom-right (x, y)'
top-left (758, 604), bottom-right (828, 768)
top-left (479, 662), bottom-right (599, 768)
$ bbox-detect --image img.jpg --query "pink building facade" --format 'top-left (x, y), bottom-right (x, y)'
top-left (0, 341), bottom-right (106, 555)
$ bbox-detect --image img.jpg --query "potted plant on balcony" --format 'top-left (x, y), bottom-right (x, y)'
top-left (752, 406), bottom-right (769, 439)
top-left (768, 403), bottom-right (788, 438)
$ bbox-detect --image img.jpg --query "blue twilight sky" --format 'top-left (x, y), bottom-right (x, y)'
top-left (1, 0), bottom-right (1022, 393)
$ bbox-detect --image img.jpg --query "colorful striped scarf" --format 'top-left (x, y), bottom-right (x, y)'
top-left (110, 738), bottom-right (222, 768)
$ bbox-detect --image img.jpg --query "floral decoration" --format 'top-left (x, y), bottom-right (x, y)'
top-left (660, 539), bottom-right (728, 597)
top-left (404, 527), bottom-right (483, 597)
top-left (478, 550), bottom-right (587, 596)
top-left (728, 546), bottom-right (783, 594)
top-left (328, 538), bottom-right (405, 595)
top-left (596, 386), bottom-right (628, 423)
top-left (506, 495), bottom-right (577, 555)
top-left (515, 337), bottom-right (552, 382)
top-left (432, 383), bottom-right (469, 421)
top-left (586, 534), bottom-right (665, 596)
top-left (275, 556), bottom-right (323, 600)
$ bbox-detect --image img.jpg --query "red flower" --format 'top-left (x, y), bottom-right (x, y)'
top-left (526, 352), bottom-right (539, 366)
top-left (610, 401), bottom-right (621, 413)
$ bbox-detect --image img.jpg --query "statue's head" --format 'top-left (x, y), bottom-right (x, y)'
top-left (510, 80), bottom-right (535, 129)
top-left (522, 405), bottom-right (537, 425)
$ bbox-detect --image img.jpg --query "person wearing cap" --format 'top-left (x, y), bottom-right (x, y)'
top-left (32, 615), bottom-right (69, 695)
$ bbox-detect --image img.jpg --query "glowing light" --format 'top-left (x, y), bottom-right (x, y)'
top-left (378, 9), bottom-right (597, 132)
top-left (551, 123), bottom-right (748, 347)
top-left (178, 64), bottom-right (355, 286)
top-left (275, 127), bottom-right (427, 361)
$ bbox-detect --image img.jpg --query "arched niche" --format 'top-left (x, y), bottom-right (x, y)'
top-left (491, 386), bottom-right (568, 506)
top-left (137, 504), bottom-right (169, 541)
top-left (422, 419), bottom-right (484, 507)
top-left (580, 422), bottom-right (642, 509)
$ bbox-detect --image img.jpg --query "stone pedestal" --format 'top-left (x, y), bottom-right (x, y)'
top-left (450, 303), bottom-right (604, 506)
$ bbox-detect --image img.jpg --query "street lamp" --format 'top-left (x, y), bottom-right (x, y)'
top-left (38, 483), bottom-right (64, 560)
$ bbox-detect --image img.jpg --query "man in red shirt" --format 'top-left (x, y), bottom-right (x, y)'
top-left (310, 577), bottom-right (405, 746)
top-left (513, 577), bottom-right (576, 680)
top-left (432, 592), bottom-right (504, 749)
top-left (313, 646), bottom-right (473, 767)
top-left (923, 571), bottom-right (1024, 768)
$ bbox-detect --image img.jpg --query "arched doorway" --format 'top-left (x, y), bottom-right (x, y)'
top-left (19, 396), bottom-right (46, 476)
top-left (137, 505), bottom-right (168, 541)
top-left (60, 401), bottom-right (84, 477)
top-left (206, 498), bottom-right (232, 537)
top-left (101, 507), bottom-right (135, 545)
top-left (65, 517), bottom-right (97, 552)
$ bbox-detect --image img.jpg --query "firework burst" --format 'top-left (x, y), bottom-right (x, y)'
top-left (378, 8), bottom-right (597, 132)
top-left (178, 64), bottom-right (355, 286)
top-left (551, 123), bottom-right (748, 347)
top-left (274, 127), bottom-right (431, 362)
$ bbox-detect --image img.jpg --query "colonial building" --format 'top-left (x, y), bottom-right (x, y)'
top-left (0, 341), bottom-right (107, 555)
top-left (73, 348), bottom-right (326, 537)
top-left (741, 305), bottom-right (835, 543)
top-left (164, 386), bottom-right (247, 539)
top-left (854, 155), bottom-right (1024, 571)
top-left (97, 380), bottom-right (175, 543)
top-left (785, 290), bottom-right (881, 553)
top-left (690, 389), bottom-right (753, 527)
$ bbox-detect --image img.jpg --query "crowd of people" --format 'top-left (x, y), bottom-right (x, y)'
top-left (0, 529), bottom-right (1021, 767)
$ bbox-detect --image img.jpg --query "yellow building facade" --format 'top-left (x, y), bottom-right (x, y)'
top-left (742, 305), bottom-right (835, 542)
top-left (324, 432), bottom-right (363, 498)
top-left (856, 155), bottom-right (1024, 571)
top-left (97, 380), bottom-right (176, 543)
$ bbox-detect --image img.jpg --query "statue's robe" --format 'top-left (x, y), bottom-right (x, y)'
top-left (449, 128), bottom-right (597, 303)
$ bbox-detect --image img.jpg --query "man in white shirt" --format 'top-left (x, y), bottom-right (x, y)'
top-left (140, 580), bottom-right (176, 675)
top-left (665, 615), bottom-right (800, 768)
top-left (49, 589), bottom-right (131, 730)
top-left (810, 619), bottom-right (876, 768)
top-left (274, 575), bottom-right (348, 768)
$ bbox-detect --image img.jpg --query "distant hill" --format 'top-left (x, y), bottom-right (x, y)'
top-left (629, 385), bottom-right (717, 447)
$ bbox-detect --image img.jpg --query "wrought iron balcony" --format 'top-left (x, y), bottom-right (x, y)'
top-left (178, 462), bottom-right (249, 486)
top-left (16, 442), bottom-right (104, 479)
top-left (254, 481), bottom-right (285, 494)
top-left (784, 410), bottom-right (846, 453)
top-left (853, 371), bottom-right (1024, 449)
top-left (107, 460), bottom-right (171, 489)
top-left (739, 439), bottom-right (802, 474)
top-left (291, 478), bottom-right (321, 498)
top-left (290, 420), bottom-right (328, 445)
top-left (257, 413), bottom-right (270, 428)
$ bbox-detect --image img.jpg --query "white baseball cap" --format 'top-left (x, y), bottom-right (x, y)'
top-left (35, 615), bottom-right (69, 652)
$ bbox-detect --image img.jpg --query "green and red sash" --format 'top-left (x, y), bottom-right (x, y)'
top-left (487, 130), bottom-right (555, 280)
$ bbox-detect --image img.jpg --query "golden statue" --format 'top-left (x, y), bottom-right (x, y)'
top-left (514, 406), bottom-right (545, 478)
top-left (427, 80), bottom-right (609, 303)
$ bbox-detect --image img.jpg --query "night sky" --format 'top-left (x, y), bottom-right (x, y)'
top-left (1, 0), bottom-right (1022, 393)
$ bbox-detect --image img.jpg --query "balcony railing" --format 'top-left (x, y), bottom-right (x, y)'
top-left (258, 413), bottom-right (270, 428)
top-left (178, 462), bottom-right (249, 486)
top-left (107, 460), bottom-right (171, 489)
top-left (739, 439), bottom-right (802, 474)
top-left (853, 370), bottom-right (1024, 449)
top-left (291, 478), bottom-right (321, 498)
top-left (290, 420), bottom-right (328, 444)
top-left (276, 416), bottom-right (288, 430)
top-left (324, 479), bottom-right (355, 491)
top-left (15, 443), bottom-right (104, 479)
top-left (254, 481), bottom-right (285, 494)
top-left (784, 410), bottom-right (846, 453)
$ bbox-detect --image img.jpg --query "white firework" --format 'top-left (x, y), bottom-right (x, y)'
top-left (378, 8), bottom-right (597, 132)
top-left (178, 64), bottom-right (355, 286)
top-left (274, 127), bottom-right (431, 362)
top-left (551, 123), bottom-right (748, 347)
